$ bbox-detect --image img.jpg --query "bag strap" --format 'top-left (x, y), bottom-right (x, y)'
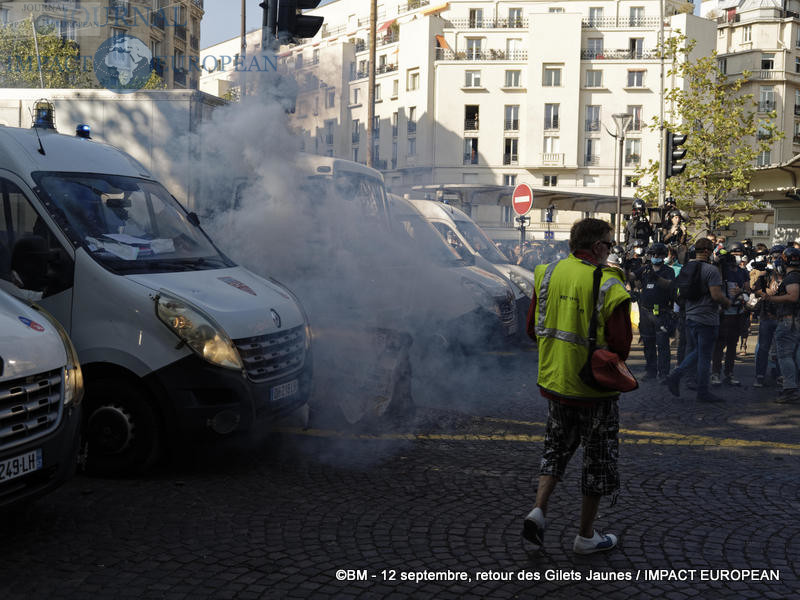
top-left (586, 265), bottom-right (603, 354)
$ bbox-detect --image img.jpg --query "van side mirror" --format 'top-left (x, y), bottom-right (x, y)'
top-left (11, 235), bottom-right (51, 292)
top-left (187, 212), bottom-right (200, 227)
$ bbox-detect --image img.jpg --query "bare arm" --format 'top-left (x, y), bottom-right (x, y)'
top-left (709, 285), bottom-right (732, 309)
top-left (765, 282), bottom-right (800, 304)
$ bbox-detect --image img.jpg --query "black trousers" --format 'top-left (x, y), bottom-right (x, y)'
top-left (712, 314), bottom-right (741, 376)
top-left (639, 306), bottom-right (671, 376)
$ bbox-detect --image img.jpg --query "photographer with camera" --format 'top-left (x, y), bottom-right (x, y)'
top-left (710, 244), bottom-right (750, 386)
top-left (624, 199), bottom-right (653, 250)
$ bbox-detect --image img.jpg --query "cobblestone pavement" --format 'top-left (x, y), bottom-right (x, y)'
top-left (0, 338), bottom-right (798, 599)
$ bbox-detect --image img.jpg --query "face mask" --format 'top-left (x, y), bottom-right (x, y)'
top-left (634, 248), bottom-right (644, 256)
top-left (651, 257), bottom-right (664, 265)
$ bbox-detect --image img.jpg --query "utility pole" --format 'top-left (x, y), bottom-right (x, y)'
top-left (366, 0), bottom-right (377, 167)
top-left (241, 0), bottom-right (247, 57)
top-left (658, 0), bottom-right (666, 208)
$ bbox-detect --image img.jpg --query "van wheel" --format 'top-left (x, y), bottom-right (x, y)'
top-left (83, 379), bottom-right (161, 476)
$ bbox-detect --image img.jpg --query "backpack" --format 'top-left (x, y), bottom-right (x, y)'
top-left (673, 261), bottom-right (705, 304)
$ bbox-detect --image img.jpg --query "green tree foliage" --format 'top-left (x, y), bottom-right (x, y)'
top-left (635, 34), bottom-right (782, 235)
top-left (0, 19), bottom-right (96, 88)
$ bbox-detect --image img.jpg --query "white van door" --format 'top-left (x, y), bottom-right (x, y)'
top-left (0, 172), bottom-right (75, 329)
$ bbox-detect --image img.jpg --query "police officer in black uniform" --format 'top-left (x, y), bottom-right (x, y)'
top-left (633, 243), bottom-right (675, 381)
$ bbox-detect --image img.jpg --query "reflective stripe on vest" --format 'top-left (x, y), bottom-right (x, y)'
top-left (535, 259), bottom-right (624, 348)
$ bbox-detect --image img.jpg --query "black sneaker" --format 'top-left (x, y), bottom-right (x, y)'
top-left (775, 389), bottom-right (800, 404)
top-left (666, 374), bottom-right (681, 398)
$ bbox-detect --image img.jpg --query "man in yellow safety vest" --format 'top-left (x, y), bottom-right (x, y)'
top-left (521, 218), bottom-right (632, 554)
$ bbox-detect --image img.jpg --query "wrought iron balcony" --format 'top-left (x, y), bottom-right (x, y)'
top-left (398, 0), bottom-right (430, 13)
top-left (151, 10), bottom-right (166, 29)
top-left (173, 68), bottom-right (186, 86)
top-left (447, 17), bottom-right (529, 29)
top-left (376, 63), bottom-right (398, 75)
top-left (585, 120), bottom-right (601, 132)
top-left (503, 153), bottom-right (519, 165)
top-left (584, 155), bottom-right (600, 165)
top-left (435, 48), bottom-right (527, 61)
top-left (504, 119), bottom-right (519, 131)
top-left (581, 17), bottom-right (661, 28)
top-left (408, 122), bottom-right (417, 134)
top-left (758, 100), bottom-right (776, 112)
top-left (544, 117), bottom-right (559, 130)
top-left (464, 118), bottom-right (479, 131)
top-left (581, 49), bottom-right (657, 60)
top-left (175, 25), bottom-right (187, 41)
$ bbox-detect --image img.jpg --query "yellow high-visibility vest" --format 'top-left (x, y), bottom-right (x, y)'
top-left (533, 254), bottom-right (630, 399)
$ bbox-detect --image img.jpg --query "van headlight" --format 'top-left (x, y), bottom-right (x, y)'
top-left (508, 271), bottom-right (534, 299)
top-left (155, 292), bottom-right (243, 371)
top-left (461, 278), bottom-right (496, 311)
top-left (32, 305), bottom-right (84, 407)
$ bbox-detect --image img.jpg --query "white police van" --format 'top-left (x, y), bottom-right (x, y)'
top-left (0, 290), bottom-right (83, 507)
top-left (0, 104), bottom-right (312, 474)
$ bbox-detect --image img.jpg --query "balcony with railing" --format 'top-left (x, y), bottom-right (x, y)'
top-left (503, 153), bottom-right (519, 165)
top-left (581, 48), bottom-right (657, 60)
top-left (447, 17), bottom-right (529, 29)
top-left (376, 63), bottom-right (398, 75)
top-left (584, 155), bottom-right (600, 165)
top-left (795, 105), bottom-right (800, 116)
top-left (435, 48), bottom-right (527, 61)
top-left (758, 100), bottom-right (776, 112)
top-left (464, 118), bottom-right (479, 131)
top-left (582, 17), bottom-right (661, 28)
top-left (175, 25), bottom-right (187, 42)
top-left (109, 0), bottom-right (129, 14)
top-left (464, 151), bottom-right (479, 165)
top-left (625, 154), bottom-right (641, 166)
top-left (504, 119), bottom-right (519, 131)
top-left (325, 133), bottom-right (334, 145)
top-left (398, 0), bottom-right (430, 13)
top-left (349, 70), bottom-right (369, 81)
top-left (585, 120), bottom-right (601, 132)
top-left (408, 122), bottom-right (417, 134)
top-left (192, 0), bottom-right (204, 8)
top-left (392, 125), bottom-right (398, 137)
top-left (379, 32), bottom-right (400, 47)
top-left (354, 40), bottom-right (367, 52)
top-left (540, 153), bottom-right (564, 166)
top-left (352, 132), bottom-right (360, 144)
top-left (793, 134), bottom-right (800, 144)
top-left (190, 36), bottom-right (199, 52)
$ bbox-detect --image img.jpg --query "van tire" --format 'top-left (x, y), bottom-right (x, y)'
top-left (83, 379), bottom-right (161, 476)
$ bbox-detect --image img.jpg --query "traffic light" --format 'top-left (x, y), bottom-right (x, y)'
top-left (261, 0), bottom-right (324, 42)
top-left (666, 131), bottom-right (687, 179)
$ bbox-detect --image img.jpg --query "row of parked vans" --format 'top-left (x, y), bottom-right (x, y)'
top-left (0, 104), bottom-right (535, 508)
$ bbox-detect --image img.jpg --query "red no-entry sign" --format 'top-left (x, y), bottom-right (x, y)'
top-left (512, 183), bottom-right (534, 216)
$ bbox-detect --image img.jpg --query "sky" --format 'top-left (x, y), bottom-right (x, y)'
top-left (201, 0), bottom-right (702, 49)
top-left (200, 0), bottom-right (337, 49)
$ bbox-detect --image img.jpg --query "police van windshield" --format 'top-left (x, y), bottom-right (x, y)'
top-left (33, 172), bottom-right (232, 274)
top-left (453, 217), bottom-right (510, 264)
top-left (393, 214), bottom-right (466, 267)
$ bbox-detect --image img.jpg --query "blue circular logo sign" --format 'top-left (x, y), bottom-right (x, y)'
top-left (93, 34), bottom-right (153, 93)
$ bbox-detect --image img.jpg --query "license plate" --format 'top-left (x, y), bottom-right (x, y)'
top-left (0, 449), bottom-right (42, 483)
top-left (271, 379), bottom-right (299, 402)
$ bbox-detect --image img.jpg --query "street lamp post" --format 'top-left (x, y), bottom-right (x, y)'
top-left (612, 113), bottom-right (633, 245)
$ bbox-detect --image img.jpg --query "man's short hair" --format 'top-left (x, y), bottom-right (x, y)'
top-left (569, 218), bottom-right (613, 252)
top-left (695, 238), bottom-right (714, 253)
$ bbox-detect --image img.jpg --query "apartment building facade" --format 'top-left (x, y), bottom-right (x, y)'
top-left (1, 0), bottom-right (204, 89)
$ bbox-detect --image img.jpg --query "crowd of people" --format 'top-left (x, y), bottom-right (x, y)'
top-left (605, 199), bottom-right (800, 404)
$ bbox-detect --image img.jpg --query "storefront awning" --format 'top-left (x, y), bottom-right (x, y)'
top-left (377, 18), bottom-right (396, 33)
top-left (435, 34), bottom-right (451, 51)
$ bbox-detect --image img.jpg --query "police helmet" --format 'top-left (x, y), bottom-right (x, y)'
top-left (728, 241), bottom-right (745, 254)
top-left (782, 247), bottom-right (800, 267)
top-left (770, 244), bottom-right (786, 257)
top-left (611, 244), bottom-right (625, 256)
top-left (632, 238), bottom-right (647, 247)
top-left (742, 238), bottom-right (753, 246)
top-left (632, 199), bottom-right (646, 212)
top-left (687, 245), bottom-right (697, 260)
top-left (664, 197), bottom-right (677, 207)
top-left (647, 242), bottom-right (668, 257)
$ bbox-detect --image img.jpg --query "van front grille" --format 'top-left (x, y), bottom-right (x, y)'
top-left (0, 370), bottom-right (63, 451)
top-left (234, 326), bottom-right (307, 383)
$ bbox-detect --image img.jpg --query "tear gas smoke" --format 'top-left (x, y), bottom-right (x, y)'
top-left (181, 69), bottom-right (522, 438)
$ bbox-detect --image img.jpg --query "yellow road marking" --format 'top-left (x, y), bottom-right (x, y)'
top-left (276, 415), bottom-right (800, 451)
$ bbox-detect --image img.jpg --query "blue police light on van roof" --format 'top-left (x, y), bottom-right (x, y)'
top-left (76, 124), bottom-right (91, 139)
top-left (32, 99), bottom-right (56, 129)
